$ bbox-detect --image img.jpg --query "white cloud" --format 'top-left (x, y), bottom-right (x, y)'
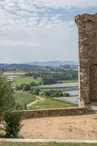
top-left (1, 0), bottom-right (95, 63)
top-left (35, 0), bottom-right (97, 8)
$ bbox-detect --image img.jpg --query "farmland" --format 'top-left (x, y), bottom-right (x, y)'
top-left (14, 92), bottom-right (36, 106)
top-left (13, 76), bottom-right (42, 85)
top-left (28, 100), bottom-right (76, 110)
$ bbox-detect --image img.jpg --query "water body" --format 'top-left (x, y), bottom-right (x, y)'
top-left (56, 97), bottom-right (78, 105)
top-left (65, 90), bottom-right (78, 96)
top-left (38, 82), bottom-right (78, 88)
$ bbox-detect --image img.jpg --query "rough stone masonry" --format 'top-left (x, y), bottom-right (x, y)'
top-left (75, 13), bottom-right (97, 107)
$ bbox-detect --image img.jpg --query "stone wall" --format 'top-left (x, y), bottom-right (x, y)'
top-left (15, 107), bottom-right (88, 119)
top-left (75, 13), bottom-right (97, 106)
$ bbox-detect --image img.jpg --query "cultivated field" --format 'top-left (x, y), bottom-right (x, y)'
top-left (28, 100), bottom-right (76, 110)
top-left (13, 76), bottom-right (42, 84)
top-left (14, 92), bottom-right (36, 106)
top-left (3, 71), bottom-right (25, 76)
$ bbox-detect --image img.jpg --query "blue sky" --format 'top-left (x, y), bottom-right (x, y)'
top-left (0, 0), bottom-right (97, 63)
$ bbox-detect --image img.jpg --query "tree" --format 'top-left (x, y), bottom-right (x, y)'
top-left (22, 84), bottom-right (31, 91)
top-left (0, 74), bottom-right (15, 122)
top-left (42, 76), bottom-right (56, 85)
top-left (53, 90), bottom-right (63, 97)
top-left (43, 90), bottom-right (63, 98)
top-left (31, 88), bottom-right (40, 95)
top-left (30, 82), bottom-right (36, 87)
top-left (63, 93), bottom-right (70, 97)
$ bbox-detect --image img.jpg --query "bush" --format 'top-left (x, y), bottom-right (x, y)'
top-left (15, 103), bottom-right (27, 110)
top-left (15, 103), bottom-right (24, 110)
top-left (4, 112), bottom-right (22, 138)
top-left (63, 93), bottom-right (70, 97)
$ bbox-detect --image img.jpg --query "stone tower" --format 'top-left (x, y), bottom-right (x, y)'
top-left (75, 13), bottom-right (97, 107)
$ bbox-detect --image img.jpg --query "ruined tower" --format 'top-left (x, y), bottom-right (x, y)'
top-left (75, 13), bottom-right (97, 107)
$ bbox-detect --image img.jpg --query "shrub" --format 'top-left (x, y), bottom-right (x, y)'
top-left (15, 103), bottom-right (24, 110)
top-left (4, 112), bottom-right (22, 138)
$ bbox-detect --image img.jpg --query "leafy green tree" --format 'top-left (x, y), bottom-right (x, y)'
top-left (22, 84), bottom-right (31, 91)
top-left (53, 90), bottom-right (63, 97)
top-left (31, 88), bottom-right (40, 95)
top-left (42, 76), bottom-right (56, 85)
top-left (0, 75), bottom-right (15, 122)
top-left (63, 93), bottom-right (70, 97)
top-left (43, 90), bottom-right (63, 98)
top-left (44, 90), bottom-right (51, 97)
top-left (15, 85), bottom-right (22, 91)
top-left (30, 82), bottom-right (36, 87)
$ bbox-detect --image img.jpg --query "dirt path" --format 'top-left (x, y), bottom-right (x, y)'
top-left (20, 113), bottom-right (97, 140)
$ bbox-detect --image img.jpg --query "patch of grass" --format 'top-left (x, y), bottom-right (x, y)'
top-left (13, 76), bottom-right (42, 85)
top-left (0, 143), bottom-right (97, 146)
top-left (28, 99), bottom-right (76, 110)
top-left (14, 92), bottom-right (36, 106)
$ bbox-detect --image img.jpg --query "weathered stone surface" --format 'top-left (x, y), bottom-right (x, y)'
top-left (75, 13), bottom-right (97, 106)
top-left (15, 108), bottom-right (88, 119)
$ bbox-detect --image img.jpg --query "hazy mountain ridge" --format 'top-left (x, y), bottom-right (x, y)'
top-left (0, 61), bottom-right (78, 70)
top-left (25, 61), bottom-right (78, 66)
top-left (0, 64), bottom-right (38, 70)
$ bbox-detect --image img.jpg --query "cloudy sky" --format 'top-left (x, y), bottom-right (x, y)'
top-left (0, 0), bottom-right (97, 63)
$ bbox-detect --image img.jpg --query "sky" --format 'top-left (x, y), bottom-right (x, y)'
top-left (0, 0), bottom-right (97, 63)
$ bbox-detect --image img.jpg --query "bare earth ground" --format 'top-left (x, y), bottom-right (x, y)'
top-left (20, 114), bottom-right (97, 140)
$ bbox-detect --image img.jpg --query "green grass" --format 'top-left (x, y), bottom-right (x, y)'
top-left (28, 99), bottom-right (76, 110)
top-left (14, 92), bottom-right (36, 106)
top-left (0, 143), bottom-right (97, 146)
top-left (13, 76), bottom-right (42, 84)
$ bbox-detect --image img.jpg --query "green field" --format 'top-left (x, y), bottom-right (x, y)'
top-left (28, 99), bottom-right (76, 110)
top-left (13, 76), bottom-right (42, 84)
top-left (14, 92), bottom-right (36, 106)
top-left (13, 76), bottom-right (77, 85)
top-left (0, 142), bottom-right (97, 146)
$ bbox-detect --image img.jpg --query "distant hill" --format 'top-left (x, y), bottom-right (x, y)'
top-left (0, 61), bottom-right (78, 71)
top-left (25, 61), bottom-right (78, 66)
top-left (0, 64), bottom-right (38, 70)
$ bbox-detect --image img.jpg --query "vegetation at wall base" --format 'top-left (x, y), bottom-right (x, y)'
top-left (4, 112), bottom-right (22, 138)
top-left (0, 74), bottom-right (15, 122)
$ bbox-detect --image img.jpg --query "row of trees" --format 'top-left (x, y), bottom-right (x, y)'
top-left (15, 81), bottom-right (42, 91)
top-left (25, 71), bottom-right (78, 85)
top-left (25, 71), bottom-right (78, 80)
top-left (41, 90), bottom-right (70, 98)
